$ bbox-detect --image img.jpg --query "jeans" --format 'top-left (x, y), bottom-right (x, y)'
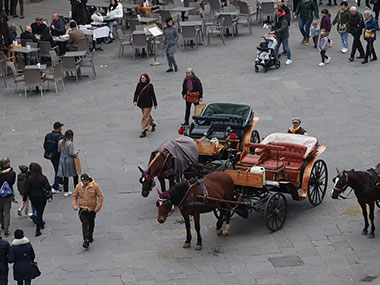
top-left (364, 38), bottom-right (377, 61)
top-left (184, 101), bottom-right (199, 124)
top-left (63, 176), bottom-right (78, 193)
top-left (79, 209), bottom-right (96, 241)
top-left (351, 35), bottom-right (365, 58)
top-left (51, 159), bottom-right (62, 190)
top-left (0, 196), bottom-right (12, 232)
top-left (275, 37), bottom-right (291, 60)
top-left (29, 197), bottom-right (46, 232)
top-left (17, 280), bottom-right (31, 285)
top-left (166, 53), bottom-right (177, 69)
top-left (298, 18), bottom-right (313, 40)
top-left (340, 32), bottom-right (349, 49)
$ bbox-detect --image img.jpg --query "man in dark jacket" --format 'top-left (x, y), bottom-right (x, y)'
top-left (30, 17), bottom-right (47, 35)
top-left (348, 6), bottom-right (365, 61)
top-left (0, 157), bottom-right (16, 237)
top-left (0, 236), bottom-right (10, 284)
top-left (20, 26), bottom-right (37, 42)
top-left (272, 8), bottom-right (292, 64)
top-left (43, 122), bottom-right (64, 192)
top-left (50, 13), bottom-right (66, 36)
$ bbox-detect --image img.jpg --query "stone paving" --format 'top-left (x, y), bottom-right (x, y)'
top-left (1, 0), bottom-right (380, 284)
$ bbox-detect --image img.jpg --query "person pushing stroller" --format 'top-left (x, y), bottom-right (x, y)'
top-left (270, 7), bottom-right (292, 65)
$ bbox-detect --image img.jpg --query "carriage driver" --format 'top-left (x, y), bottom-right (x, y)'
top-left (287, 118), bottom-right (308, 135)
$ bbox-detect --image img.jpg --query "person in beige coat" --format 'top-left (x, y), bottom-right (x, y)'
top-left (68, 20), bottom-right (85, 51)
top-left (72, 173), bottom-right (104, 248)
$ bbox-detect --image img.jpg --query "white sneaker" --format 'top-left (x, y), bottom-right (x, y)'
top-left (341, 48), bottom-right (348, 53)
top-left (285, 59), bottom-right (292, 65)
top-left (64, 192), bottom-right (70, 197)
top-left (318, 62), bottom-right (325, 66)
top-left (325, 57), bottom-right (331, 63)
top-left (52, 189), bottom-right (60, 194)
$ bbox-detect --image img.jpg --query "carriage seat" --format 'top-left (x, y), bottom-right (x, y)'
top-left (270, 142), bottom-right (307, 171)
top-left (238, 150), bottom-right (285, 170)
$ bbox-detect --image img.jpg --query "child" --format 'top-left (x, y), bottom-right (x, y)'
top-left (320, 9), bottom-right (332, 35)
top-left (17, 165), bottom-right (30, 216)
top-left (318, 29), bottom-right (331, 66)
top-left (310, 20), bottom-right (320, 48)
top-left (256, 36), bottom-right (270, 63)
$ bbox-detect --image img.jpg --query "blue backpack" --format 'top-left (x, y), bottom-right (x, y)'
top-left (0, 181), bottom-right (13, 198)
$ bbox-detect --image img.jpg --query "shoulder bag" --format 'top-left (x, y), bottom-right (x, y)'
top-left (42, 178), bottom-right (53, 202)
top-left (136, 83), bottom-right (152, 105)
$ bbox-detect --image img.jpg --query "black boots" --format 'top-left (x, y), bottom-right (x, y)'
top-left (139, 131), bottom-right (146, 138)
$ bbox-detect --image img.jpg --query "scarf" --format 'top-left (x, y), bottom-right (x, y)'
top-left (290, 125), bottom-right (300, 134)
top-left (186, 76), bottom-right (193, 91)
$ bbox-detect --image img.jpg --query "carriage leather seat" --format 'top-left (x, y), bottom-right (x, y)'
top-left (270, 142), bottom-right (307, 170)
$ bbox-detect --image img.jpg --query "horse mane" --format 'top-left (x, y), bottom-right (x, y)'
top-left (168, 180), bottom-right (190, 205)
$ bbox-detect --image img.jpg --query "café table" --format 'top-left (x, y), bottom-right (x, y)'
top-left (138, 17), bottom-right (159, 24)
top-left (62, 51), bottom-right (88, 58)
top-left (11, 46), bottom-right (40, 68)
top-left (170, 7), bottom-right (195, 21)
top-left (24, 64), bottom-right (47, 70)
top-left (179, 21), bottom-right (203, 27)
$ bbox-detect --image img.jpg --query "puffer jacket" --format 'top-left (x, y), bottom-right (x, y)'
top-left (318, 34), bottom-right (329, 50)
top-left (72, 177), bottom-right (104, 212)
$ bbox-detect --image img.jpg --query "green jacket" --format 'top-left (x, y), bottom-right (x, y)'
top-left (273, 15), bottom-right (289, 40)
top-left (295, 0), bottom-right (318, 20)
top-left (332, 7), bottom-right (350, 33)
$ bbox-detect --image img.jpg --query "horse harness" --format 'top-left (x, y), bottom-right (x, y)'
top-left (178, 179), bottom-right (209, 210)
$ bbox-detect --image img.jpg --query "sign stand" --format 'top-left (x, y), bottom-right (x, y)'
top-left (145, 24), bottom-right (163, 66)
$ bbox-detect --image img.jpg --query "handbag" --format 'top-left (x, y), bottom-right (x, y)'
top-left (43, 183), bottom-right (53, 202)
top-left (338, 23), bottom-right (347, 33)
top-left (31, 261), bottom-right (41, 277)
top-left (74, 156), bottom-right (82, 175)
top-left (0, 181), bottom-right (13, 198)
top-left (186, 91), bottom-right (200, 103)
top-left (364, 29), bottom-right (375, 39)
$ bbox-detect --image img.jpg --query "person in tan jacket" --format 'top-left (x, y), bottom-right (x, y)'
top-left (68, 20), bottom-right (85, 51)
top-left (72, 173), bottom-right (104, 248)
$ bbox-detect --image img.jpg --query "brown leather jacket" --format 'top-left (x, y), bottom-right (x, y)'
top-left (72, 178), bottom-right (104, 212)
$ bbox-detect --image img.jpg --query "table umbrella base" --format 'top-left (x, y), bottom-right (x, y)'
top-left (150, 61), bottom-right (161, 66)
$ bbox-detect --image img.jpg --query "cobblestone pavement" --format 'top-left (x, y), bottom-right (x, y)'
top-left (2, 0), bottom-right (380, 284)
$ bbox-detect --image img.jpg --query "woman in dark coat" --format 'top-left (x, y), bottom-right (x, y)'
top-left (133, 73), bottom-right (158, 138)
top-left (71, 0), bottom-right (90, 25)
top-left (362, 10), bottom-right (379, 64)
top-left (8, 229), bottom-right (39, 285)
top-left (23, 163), bottom-right (50, 237)
top-left (182, 67), bottom-right (203, 126)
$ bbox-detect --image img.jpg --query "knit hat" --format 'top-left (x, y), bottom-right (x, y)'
top-left (14, 229), bottom-right (24, 239)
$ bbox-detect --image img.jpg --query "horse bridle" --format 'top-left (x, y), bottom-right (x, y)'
top-left (140, 149), bottom-right (172, 188)
top-left (333, 171), bottom-right (349, 194)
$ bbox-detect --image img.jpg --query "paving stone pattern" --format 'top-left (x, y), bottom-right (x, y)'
top-left (2, 0), bottom-right (380, 284)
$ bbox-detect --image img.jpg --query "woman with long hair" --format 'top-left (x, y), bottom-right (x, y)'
top-left (23, 163), bottom-right (50, 237)
top-left (57, 130), bottom-right (79, 196)
top-left (106, 0), bottom-right (123, 39)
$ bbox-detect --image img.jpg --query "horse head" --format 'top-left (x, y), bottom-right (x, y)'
top-left (331, 170), bottom-right (349, 199)
top-left (138, 166), bottom-right (155, 197)
top-left (156, 191), bottom-right (172, 224)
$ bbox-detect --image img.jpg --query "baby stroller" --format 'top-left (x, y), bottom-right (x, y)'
top-left (254, 33), bottom-right (281, 73)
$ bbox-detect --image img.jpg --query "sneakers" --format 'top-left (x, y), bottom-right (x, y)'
top-left (17, 208), bottom-right (22, 216)
top-left (285, 59), bottom-right (292, 65)
top-left (83, 240), bottom-right (90, 248)
top-left (64, 191), bottom-right (72, 197)
top-left (341, 48), bottom-right (348, 53)
top-left (325, 57), bottom-right (331, 63)
top-left (52, 189), bottom-right (60, 194)
top-left (319, 62), bottom-right (325, 66)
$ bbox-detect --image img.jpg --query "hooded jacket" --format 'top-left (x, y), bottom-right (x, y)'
top-left (72, 177), bottom-right (104, 212)
top-left (272, 11), bottom-right (289, 40)
top-left (8, 237), bottom-right (37, 281)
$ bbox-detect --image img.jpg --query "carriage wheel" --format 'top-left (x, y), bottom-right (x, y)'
top-left (249, 130), bottom-right (260, 154)
top-left (264, 193), bottom-right (287, 232)
top-left (376, 199), bottom-right (380, 208)
top-left (213, 208), bottom-right (235, 221)
top-left (307, 160), bottom-right (328, 206)
top-left (275, 60), bottom-right (281, 69)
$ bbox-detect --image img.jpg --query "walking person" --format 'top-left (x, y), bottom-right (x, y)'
top-left (310, 20), bottom-right (320, 48)
top-left (133, 73), bottom-right (158, 138)
top-left (0, 234), bottom-right (10, 284)
top-left (272, 8), bottom-right (292, 65)
top-left (182, 68), bottom-right (203, 126)
top-left (72, 174), bottom-right (104, 249)
top-left (57, 130), bottom-right (79, 197)
top-left (320, 9), bottom-right (332, 34)
top-left (10, 0), bottom-right (22, 18)
top-left (318, 28), bottom-right (331, 66)
top-left (362, 10), bottom-right (378, 63)
top-left (374, 0), bottom-right (380, 21)
top-left (23, 163), bottom-right (50, 237)
top-left (348, 6), bottom-right (365, 61)
top-left (294, 0), bottom-right (319, 45)
top-left (0, 157), bottom-right (16, 237)
top-left (8, 229), bottom-right (40, 285)
top-left (332, 1), bottom-right (350, 53)
top-left (43, 122), bottom-right (64, 193)
top-left (164, 17), bottom-right (178, 72)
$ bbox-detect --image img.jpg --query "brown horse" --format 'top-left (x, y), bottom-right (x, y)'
top-left (331, 164), bottom-right (380, 238)
top-left (156, 171), bottom-right (234, 250)
top-left (138, 148), bottom-right (174, 197)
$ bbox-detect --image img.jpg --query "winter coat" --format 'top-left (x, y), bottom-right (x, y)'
top-left (72, 177), bottom-right (104, 212)
top-left (310, 24), bottom-right (320, 37)
top-left (68, 28), bottom-right (85, 51)
top-left (71, 0), bottom-right (90, 25)
top-left (0, 167), bottom-right (16, 191)
top-left (107, 3), bottom-right (123, 18)
top-left (320, 14), bottom-right (332, 33)
top-left (0, 237), bottom-right (10, 276)
top-left (182, 75), bottom-right (203, 97)
top-left (44, 130), bottom-right (64, 163)
top-left (332, 7), bottom-right (350, 33)
top-left (20, 31), bottom-right (38, 42)
top-left (0, 11), bottom-right (13, 47)
top-left (364, 16), bottom-right (378, 41)
top-left (349, 12), bottom-right (364, 37)
top-left (57, 140), bottom-right (77, 178)
top-left (50, 18), bottom-right (66, 36)
top-left (23, 175), bottom-right (51, 202)
top-left (273, 13), bottom-right (289, 40)
top-left (318, 34), bottom-right (329, 50)
top-left (295, 0), bottom-right (318, 20)
top-left (17, 166), bottom-right (29, 196)
top-left (133, 82), bottom-right (158, 109)
top-left (31, 22), bottom-right (47, 35)
top-left (287, 126), bottom-right (308, 135)
top-left (164, 25), bottom-right (178, 54)
top-left (8, 237), bottom-right (37, 281)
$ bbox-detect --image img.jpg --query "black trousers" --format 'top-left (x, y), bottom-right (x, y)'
top-left (364, 38), bottom-right (377, 61)
top-left (29, 197), bottom-right (46, 232)
top-left (0, 0), bottom-right (9, 14)
top-left (63, 175), bottom-right (78, 192)
top-left (357, 0), bottom-right (370, 6)
top-left (351, 35), bottom-right (365, 58)
top-left (184, 101), bottom-right (199, 124)
top-left (320, 50), bottom-right (328, 63)
top-left (79, 209), bottom-right (96, 241)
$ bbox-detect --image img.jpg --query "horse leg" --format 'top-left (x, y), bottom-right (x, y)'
top-left (369, 201), bottom-right (376, 238)
top-left (194, 212), bottom-right (202, 250)
top-left (222, 209), bottom-right (231, 237)
top-left (183, 213), bottom-right (191, 248)
top-left (360, 202), bottom-right (369, 235)
top-left (216, 209), bottom-right (224, 236)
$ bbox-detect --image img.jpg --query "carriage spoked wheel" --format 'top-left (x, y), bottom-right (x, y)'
top-left (249, 130), bottom-right (261, 154)
top-left (275, 60), bottom-right (281, 69)
top-left (264, 192), bottom-right (287, 232)
top-left (213, 208), bottom-right (235, 221)
top-left (307, 159), bottom-right (328, 206)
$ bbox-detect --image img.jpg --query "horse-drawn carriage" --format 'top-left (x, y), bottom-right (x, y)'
top-left (183, 102), bottom-right (260, 161)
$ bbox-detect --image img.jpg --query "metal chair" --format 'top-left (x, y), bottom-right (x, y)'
top-left (49, 50), bottom-right (62, 67)
top-left (21, 40), bottom-right (38, 48)
top-left (129, 18), bottom-right (139, 32)
top-left (80, 50), bottom-right (96, 78)
top-left (23, 68), bottom-right (45, 98)
top-left (6, 61), bottom-right (24, 94)
top-left (62, 56), bottom-right (82, 82)
top-left (222, 14), bottom-right (238, 38)
top-left (207, 16), bottom-right (225, 45)
top-left (237, 1), bottom-right (256, 34)
top-left (44, 62), bottom-right (65, 94)
top-left (259, 2), bottom-right (275, 23)
top-left (78, 37), bottom-right (90, 52)
top-left (39, 41), bottom-right (59, 60)
top-left (182, 25), bottom-right (201, 49)
top-left (117, 28), bottom-right (132, 57)
top-left (223, 6), bottom-right (237, 12)
top-left (0, 59), bottom-right (8, 88)
top-left (132, 33), bottom-right (149, 58)
top-left (210, 0), bottom-right (221, 13)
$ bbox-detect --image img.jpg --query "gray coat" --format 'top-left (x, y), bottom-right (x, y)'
top-left (57, 140), bottom-right (76, 177)
top-left (164, 26), bottom-right (178, 55)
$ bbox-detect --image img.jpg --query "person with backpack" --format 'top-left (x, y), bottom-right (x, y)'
top-left (43, 122), bottom-right (64, 193)
top-left (0, 157), bottom-right (16, 237)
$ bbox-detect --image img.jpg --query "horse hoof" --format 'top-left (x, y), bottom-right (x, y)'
top-left (368, 233), bottom-right (375, 239)
top-left (183, 242), bottom-right (191, 248)
top-left (362, 230), bottom-right (368, 235)
top-left (195, 245), bottom-right (202, 250)
top-left (216, 229), bottom-right (223, 236)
